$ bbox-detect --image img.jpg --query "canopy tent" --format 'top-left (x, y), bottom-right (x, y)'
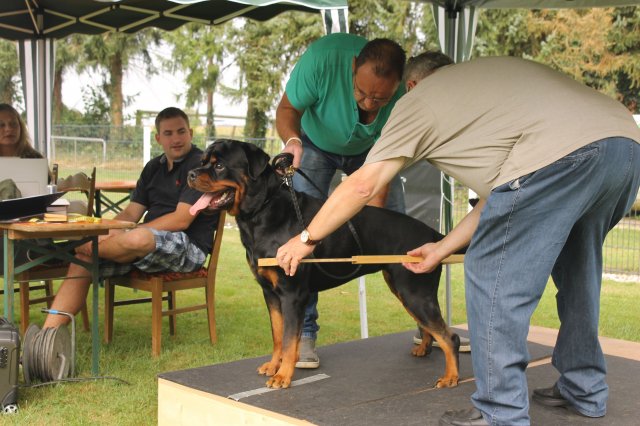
top-left (0, 0), bottom-right (348, 156)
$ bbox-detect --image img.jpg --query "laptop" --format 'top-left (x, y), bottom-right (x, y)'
top-left (0, 158), bottom-right (49, 197)
top-left (0, 192), bottom-right (66, 221)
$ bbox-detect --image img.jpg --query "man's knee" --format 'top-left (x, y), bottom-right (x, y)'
top-left (118, 228), bottom-right (156, 253)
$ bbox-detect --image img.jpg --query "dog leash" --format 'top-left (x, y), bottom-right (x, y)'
top-left (272, 153), bottom-right (364, 280)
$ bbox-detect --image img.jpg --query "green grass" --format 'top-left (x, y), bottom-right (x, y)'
top-left (1, 227), bottom-right (639, 425)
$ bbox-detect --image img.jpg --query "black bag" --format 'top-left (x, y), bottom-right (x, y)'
top-left (0, 317), bottom-right (19, 412)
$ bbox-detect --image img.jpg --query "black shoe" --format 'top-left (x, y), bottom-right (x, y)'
top-left (439, 407), bottom-right (488, 426)
top-left (532, 384), bottom-right (570, 407)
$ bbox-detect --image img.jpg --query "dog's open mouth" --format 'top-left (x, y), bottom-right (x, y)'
top-left (189, 190), bottom-right (235, 215)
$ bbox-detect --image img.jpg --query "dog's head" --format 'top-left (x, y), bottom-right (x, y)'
top-left (188, 139), bottom-right (271, 216)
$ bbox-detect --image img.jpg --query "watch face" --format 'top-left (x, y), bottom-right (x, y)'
top-left (301, 230), bottom-right (310, 243)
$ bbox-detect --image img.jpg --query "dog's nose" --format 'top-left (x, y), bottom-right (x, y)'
top-left (187, 170), bottom-right (197, 182)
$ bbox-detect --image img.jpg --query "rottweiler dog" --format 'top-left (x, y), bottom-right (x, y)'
top-left (188, 139), bottom-right (460, 389)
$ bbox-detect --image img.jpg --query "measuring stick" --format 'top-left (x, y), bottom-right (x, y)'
top-left (257, 254), bottom-right (464, 267)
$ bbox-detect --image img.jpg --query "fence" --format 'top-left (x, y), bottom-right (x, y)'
top-left (49, 125), bottom-right (640, 280)
top-left (451, 184), bottom-right (640, 279)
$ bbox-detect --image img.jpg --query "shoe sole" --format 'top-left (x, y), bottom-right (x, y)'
top-left (413, 336), bottom-right (471, 353)
top-left (295, 361), bottom-right (320, 369)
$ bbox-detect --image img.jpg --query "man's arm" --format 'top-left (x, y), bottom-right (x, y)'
top-left (367, 184), bottom-right (390, 208)
top-left (78, 202), bottom-right (198, 260)
top-left (276, 158), bottom-right (405, 275)
top-left (114, 201), bottom-right (146, 224)
top-left (403, 199), bottom-right (486, 274)
top-left (137, 202), bottom-right (197, 232)
top-left (75, 201), bottom-right (146, 256)
top-left (276, 93), bottom-right (305, 168)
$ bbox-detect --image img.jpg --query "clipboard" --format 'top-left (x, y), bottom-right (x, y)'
top-left (0, 192), bottom-right (66, 221)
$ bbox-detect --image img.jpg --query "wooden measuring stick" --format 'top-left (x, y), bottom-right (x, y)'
top-left (257, 254), bottom-right (464, 267)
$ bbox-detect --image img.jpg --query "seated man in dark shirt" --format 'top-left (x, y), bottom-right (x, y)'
top-left (44, 107), bottom-right (219, 328)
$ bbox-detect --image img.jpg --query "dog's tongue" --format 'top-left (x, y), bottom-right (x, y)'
top-left (190, 193), bottom-right (215, 216)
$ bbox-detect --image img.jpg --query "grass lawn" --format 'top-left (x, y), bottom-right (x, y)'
top-left (2, 227), bottom-right (639, 425)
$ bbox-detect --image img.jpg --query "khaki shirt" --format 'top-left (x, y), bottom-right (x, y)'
top-left (366, 57), bottom-right (640, 198)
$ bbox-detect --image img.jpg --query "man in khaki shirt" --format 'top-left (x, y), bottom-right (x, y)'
top-left (275, 52), bottom-right (640, 425)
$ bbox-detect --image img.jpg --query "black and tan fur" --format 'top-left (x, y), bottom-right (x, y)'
top-left (188, 139), bottom-right (460, 389)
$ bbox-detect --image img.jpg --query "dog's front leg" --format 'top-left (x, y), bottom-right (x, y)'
top-left (257, 296), bottom-right (283, 378)
top-left (266, 296), bottom-right (303, 389)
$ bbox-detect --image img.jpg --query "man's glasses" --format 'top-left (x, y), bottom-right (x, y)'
top-left (353, 77), bottom-right (392, 106)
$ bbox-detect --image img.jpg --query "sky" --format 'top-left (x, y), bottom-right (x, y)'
top-left (62, 54), bottom-right (248, 127)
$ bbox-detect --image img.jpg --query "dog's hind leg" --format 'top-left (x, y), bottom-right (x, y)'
top-left (412, 327), bottom-right (434, 357)
top-left (382, 269), bottom-right (460, 388)
top-left (430, 331), bottom-right (460, 388)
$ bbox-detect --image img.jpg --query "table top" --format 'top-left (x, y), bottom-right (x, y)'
top-left (95, 180), bottom-right (137, 191)
top-left (0, 218), bottom-right (136, 239)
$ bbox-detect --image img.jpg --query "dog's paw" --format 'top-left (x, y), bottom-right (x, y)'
top-left (266, 373), bottom-right (292, 389)
top-left (411, 338), bottom-right (433, 357)
top-left (257, 361), bottom-right (278, 377)
top-left (412, 345), bottom-right (428, 357)
top-left (435, 376), bottom-right (459, 388)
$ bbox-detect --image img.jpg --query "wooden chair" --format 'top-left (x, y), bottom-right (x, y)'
top-left (104, 211), bottom-right (225, 357)
top-left (16, 168), bottom-right (96, 334)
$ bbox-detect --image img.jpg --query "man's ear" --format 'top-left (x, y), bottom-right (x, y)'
top-left (406, 80), bottom-right (417, 92)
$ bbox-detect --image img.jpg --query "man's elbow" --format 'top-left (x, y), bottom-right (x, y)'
top-left (352, 181), bottom-right (377, 203)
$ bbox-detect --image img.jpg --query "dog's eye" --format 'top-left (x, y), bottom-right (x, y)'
top-left (214, 163), bottom-right (225, 172)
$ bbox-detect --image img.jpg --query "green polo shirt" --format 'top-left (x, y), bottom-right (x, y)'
top-left (285, 33), bottom-right (404, 156)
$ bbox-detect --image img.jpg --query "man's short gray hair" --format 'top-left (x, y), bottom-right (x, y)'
top-left (404, 51), bottom-right (454, 83)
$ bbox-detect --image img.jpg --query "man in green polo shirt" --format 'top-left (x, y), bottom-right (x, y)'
top-left (275, 33), bottom-right (406, 369)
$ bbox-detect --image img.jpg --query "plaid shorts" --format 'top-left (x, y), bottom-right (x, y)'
top-left (99, 229), bottom-right (206, 278)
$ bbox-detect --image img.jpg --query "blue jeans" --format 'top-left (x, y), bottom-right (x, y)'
top-left (295, 135), bottom-right (406, 339)
top-left (466, 137), bottom-right (640, 425)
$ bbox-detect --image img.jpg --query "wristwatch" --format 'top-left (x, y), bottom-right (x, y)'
top-left (300, 229), bottom-right (318, 246)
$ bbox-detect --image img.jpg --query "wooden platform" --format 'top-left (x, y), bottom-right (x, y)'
top-left (158, 326), bottom-right (640, 425)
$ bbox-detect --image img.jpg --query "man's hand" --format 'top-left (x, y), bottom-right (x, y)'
top-left (282, 137), bottom-right (304, 169)
top-left (402, 242), bottom-right (447, 274)
top-left (276, 234), bottom-right (316, 276)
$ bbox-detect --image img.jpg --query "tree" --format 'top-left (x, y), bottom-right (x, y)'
top-left (0, 39), bottom-right (20, 104)
top-left (163, 24), bottom-right (226, 139)
top-left (609, 6), bottom-right (640, 112)
top-left (349, 0), bottom-right (439, 55)
top-left (80, 30), bottom-right (160, 127)
top-left (53, 36), bottom-right (85, 123)
top-left (473, 9), bottom-right (533, 58)
top-left (224, 13), bottom-right (324, 139)
top-left (474, 7), bottom-right (640, 113)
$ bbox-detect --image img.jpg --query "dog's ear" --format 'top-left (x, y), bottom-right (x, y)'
top-left (240, 142), bottom-right (270, 180)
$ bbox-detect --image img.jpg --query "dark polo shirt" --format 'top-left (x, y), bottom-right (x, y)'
top-left (131, 146), bottom-right (218, 253)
